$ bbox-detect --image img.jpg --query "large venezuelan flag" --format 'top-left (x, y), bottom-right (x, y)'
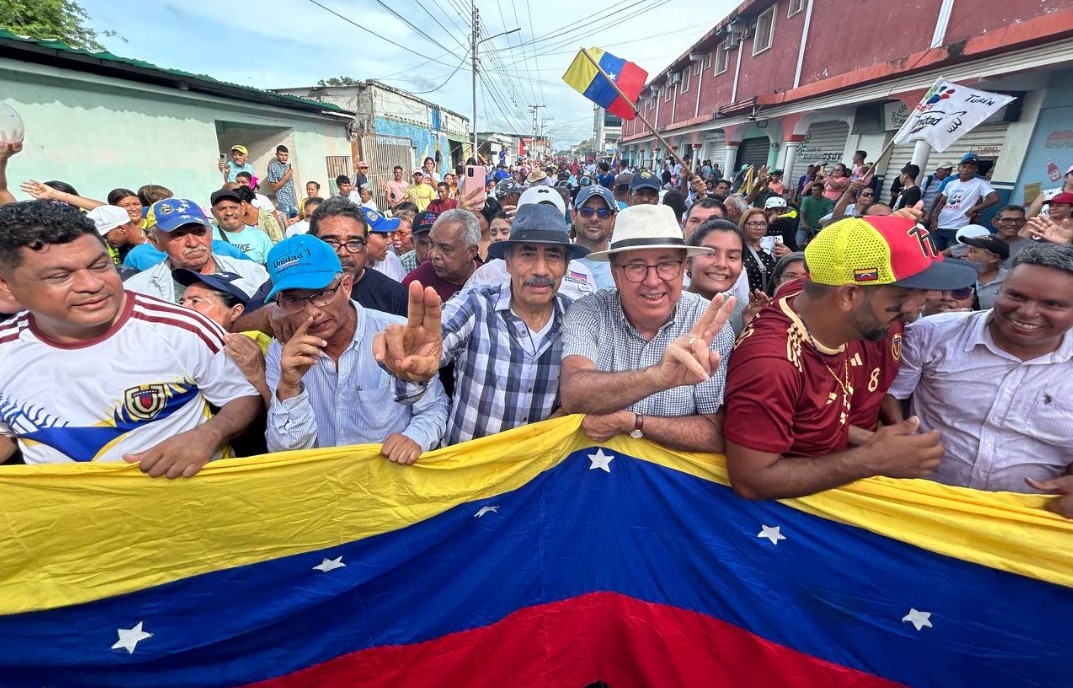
top-left (0, 416), bottom-right (1070, 686)
top-left (563, 48), bottom-right (648, 120)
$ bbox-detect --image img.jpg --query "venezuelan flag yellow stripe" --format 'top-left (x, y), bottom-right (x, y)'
top-left (1, 416), bottom-right (1070, 615)
top-left (562, 48), bottom-right (605, 96)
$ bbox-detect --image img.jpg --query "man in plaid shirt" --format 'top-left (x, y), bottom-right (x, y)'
top-left (374, 204), bottom-right (590, 444)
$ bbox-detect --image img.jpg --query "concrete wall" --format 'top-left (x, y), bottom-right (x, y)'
top-left (0, 59), bottom-right (350, 209)
top-left (1012, 69), bottom-right (1073, 205)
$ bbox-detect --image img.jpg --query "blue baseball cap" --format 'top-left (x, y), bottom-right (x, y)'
top-left (264, 235), bottom-right (342, 302)
top-left (629, 170), bottom-right (660, 192)
top-left (360, 206), bottom-right (400, 234)
top-left (172, 269), bottom-right (250, 305)
top-left (575, 185), bottom-right (617, 212)
top-left (960, 153), bottom-right (981, 165)
top-left (151, 199), bottom-right (211, 232)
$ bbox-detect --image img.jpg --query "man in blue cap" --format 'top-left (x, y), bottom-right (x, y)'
top-left (125, 199), bottom-right (268, 303)
top-left (373, 203), bottom-right (589, 445)
top-left (360, 206), bottom-right (407, 282)
top-left (263, 234), bottom-right (447, 464)
top-left (628, 170), bottom-right (661, 206)
top-left (925, 153), bottom-right (1000, 251)
top-left (571, 185), bottom-right (618, 289)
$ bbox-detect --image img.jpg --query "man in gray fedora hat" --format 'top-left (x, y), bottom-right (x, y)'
top-left (373, 203), bottom-right (589, 445)
top-left (559, 204), bottom-right (737, 452)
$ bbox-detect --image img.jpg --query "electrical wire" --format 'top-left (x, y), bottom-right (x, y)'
top-left (374, 0), bottom-right (465, 58)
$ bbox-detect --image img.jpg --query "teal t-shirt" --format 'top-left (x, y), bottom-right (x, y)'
top-left (213, 225), bottom-right (273, 265)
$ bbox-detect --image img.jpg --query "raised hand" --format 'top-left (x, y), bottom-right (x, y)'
top-left (372, 281), bottom-right (443, 382)
top-left (275, 317), bottom-right (326, 399)
top-left (651, 294), bottom-right (736, 389)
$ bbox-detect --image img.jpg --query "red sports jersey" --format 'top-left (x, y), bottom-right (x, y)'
top-left (724, 285), bottom-right (856, 458)
top-left (848, 320), bottom-right (904, 431)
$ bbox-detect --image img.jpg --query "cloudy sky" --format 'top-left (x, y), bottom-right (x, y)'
top-left (79, 0), bottom-right (737, 146)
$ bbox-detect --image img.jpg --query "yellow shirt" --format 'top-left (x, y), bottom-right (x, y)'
top-left (405, 183), bottom-right (437, 211)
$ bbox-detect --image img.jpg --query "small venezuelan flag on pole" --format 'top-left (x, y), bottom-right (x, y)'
top-left (562, 48), bottom-right (648, 121)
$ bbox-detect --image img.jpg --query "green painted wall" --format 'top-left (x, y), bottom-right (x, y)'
top-left (0, 59), bottom-right (350, 208)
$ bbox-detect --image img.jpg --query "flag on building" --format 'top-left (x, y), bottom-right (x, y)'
top-left (892, 78), bottom-right (1016, 153)
top-left (0, 417), bottom-right (1070, 687)
top-left (563, 48), bottom-right (648, 121)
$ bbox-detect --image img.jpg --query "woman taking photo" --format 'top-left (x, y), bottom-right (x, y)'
top-left (739, 207), bottom-right (780, 293)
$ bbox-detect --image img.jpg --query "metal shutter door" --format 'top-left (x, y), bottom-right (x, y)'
top-left (790, 121), bottom-right (850, 185)
top-left (737, 136), bottom-right (770, 169)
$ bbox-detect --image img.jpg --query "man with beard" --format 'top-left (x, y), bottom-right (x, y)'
top-left (571, 185), bottom-right (617, 289)
top-left (886, 244), bottom-right (1073, 519)
top-left (724, 216), bottom-right (977, 500)
top-left (124, 199), bottom-right (268, 303)
top-left (958, 234), bottom-right (1009, 309)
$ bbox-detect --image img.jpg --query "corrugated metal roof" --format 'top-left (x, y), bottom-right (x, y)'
top-left (0, 29), bottom-right (351, 116)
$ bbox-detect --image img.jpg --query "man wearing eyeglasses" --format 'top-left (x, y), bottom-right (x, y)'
top-left (124, 198), bottom-right (268, 304)
top-left (571, 186), bottom-right (618, 290)
top-left (263, 235), bottom-right (448, 464)
top-left (559, 204), bottom-right (737, 452)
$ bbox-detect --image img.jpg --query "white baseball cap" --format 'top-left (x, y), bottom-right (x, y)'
top-left (518, 185), bottom-right (566, 216)
top-left (86, 205), bottom-right (132, 235)
top-left (764, 196), bottom-right (788, 210)
top-left (954, 224), bottom-right (990, 242)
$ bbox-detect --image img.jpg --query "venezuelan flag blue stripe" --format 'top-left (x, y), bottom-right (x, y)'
top-left (581, 52), bottom-right (627, 110)
top-left (0, 447), bottom-right (1069, 687)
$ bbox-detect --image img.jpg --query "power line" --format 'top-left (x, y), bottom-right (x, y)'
top-left (409, 0), bottom-right (469, 53)
top-left (524, 0), bottom-right (545, 107)
top-left (374, 0), bottom-right (465, 59)
top-left (407, 48), bottom-right (472, 94)
top-left (303, 0), bottom-right (462, 68)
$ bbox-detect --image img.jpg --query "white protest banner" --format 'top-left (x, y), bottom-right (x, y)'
top-left (892, 78), bottom-right (1016, 153)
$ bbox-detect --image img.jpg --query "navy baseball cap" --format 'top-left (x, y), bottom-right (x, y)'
top-left (172, 269), bottom-right (250, 305)
top-left (575, 185), bottom-right (617, 211)
top-left (629, 170), bottom-right (661, 192)
top-left (264, 235), bottom-right (342, 302)
top-left (151, 199), bottom-right (212, 233)
top-left (361, 206), bottom-right (400, 234)
top-left (413, 210), bottom-right (438, 234)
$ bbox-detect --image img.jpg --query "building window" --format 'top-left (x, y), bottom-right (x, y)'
top-left (692, 61), bottom-right (701, 76)
top-left (681, 70), bottom-right (690, 94)
top-left (788, 0), bottom-right (804, 17)
top-left (715, 46), bottom-right (731, 75)
top-left (753, 6), bottom-right (776, 55)
top-left (704, 52), bottom-right (712, 69)
top-left (664, 85), bottom-right (671, 102)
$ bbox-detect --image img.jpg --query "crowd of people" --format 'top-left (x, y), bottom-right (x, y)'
top-left (0, 136), bottom-right (1069, 521)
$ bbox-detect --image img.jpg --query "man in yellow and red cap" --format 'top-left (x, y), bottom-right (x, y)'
top-left (723, 215), bottom-right (977, 500)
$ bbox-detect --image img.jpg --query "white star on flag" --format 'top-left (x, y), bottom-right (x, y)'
top-left (474, 505), bottom-right (499, 518)
top-left (605, 71), bottom-right (617, 80)
top-left (313, 556), bottom-right (346, 572)
top-left (112, 621), bottom-right (152, 654)
top-left (757, 525), bottom-right (786, 545)
top-left (902, 608), bottom-right (933, 631)
top-left (587, 448), bottom-right (615, 473)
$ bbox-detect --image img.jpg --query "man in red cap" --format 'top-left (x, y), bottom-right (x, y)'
top-left (724, 215), bottom-right (977, 500)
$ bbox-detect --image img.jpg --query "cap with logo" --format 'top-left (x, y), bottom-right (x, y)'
top-left (86, 205), bottom-right (131, 235)
top-left (487, 203), bottom-right (589, 261)
top-left (629, 170), bottom-right (661, 192)
top-left (587, 205), bottom-right (713, 261)
top-left (413, 210), bottom-right (438, 235)
top-left (959, 153), bottom-right (981, 165)
top-left (360, 206), bottom-right (400, 234)
top-left (764, 196), bottom-right (788, 210)
top-left (151, 199), bottom-right (212, 233)
top-left (958, 234), bottom-right (1010, 260)
top-left (230, 145), bottom-right (248, 155)
top-left (518, 185), bottom-right (566, 215)
top-left (1049, 192), bottom-right (1073, 206)
top-left (265, 235), bottom-right (343, 302)
top-left (575, 185), bottom-right (617, 212)
top-left (804, 216), bottom-right (977, 289)
top-left (172, 269), bottom-right (251, 305)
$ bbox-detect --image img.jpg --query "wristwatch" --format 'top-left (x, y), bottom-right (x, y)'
top-left (629, 413), bottom-right (645, 439)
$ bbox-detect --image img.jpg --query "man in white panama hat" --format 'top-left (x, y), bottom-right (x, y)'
top-left (559, 204), bottom-right (737, 452)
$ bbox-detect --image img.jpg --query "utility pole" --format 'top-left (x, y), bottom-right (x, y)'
top-left (528, 104), bottom-right (545, 160)
top-left (470, 3), bottom-right (519, 165)
top-left (471, 1), bottom-right (479, 162)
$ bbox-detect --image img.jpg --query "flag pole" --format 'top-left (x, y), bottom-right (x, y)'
top-left (579, 48), bottom-right (694, 178)
top-left (856, 138), bottom-right (898, 183)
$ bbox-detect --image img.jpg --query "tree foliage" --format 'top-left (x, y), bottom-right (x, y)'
top-left (317, 76), bottom-right (361, 87)
top-left (0, 0), bottom-right (114, 51)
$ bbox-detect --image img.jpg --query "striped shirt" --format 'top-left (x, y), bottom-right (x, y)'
top-left (0, 292), bottom-right (257, 463)
top-left (265, 302), bottom-right (448, 452)
top-left (888, 311), bottom-right (1073, 492)
top-left (407, 283), bottom-right (571, 446)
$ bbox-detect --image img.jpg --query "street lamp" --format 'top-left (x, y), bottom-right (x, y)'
top-left (471, 1), bottom-right (519, 162)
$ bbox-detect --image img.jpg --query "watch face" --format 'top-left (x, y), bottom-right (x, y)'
top-left (629, 429), bottom-right (644, 439)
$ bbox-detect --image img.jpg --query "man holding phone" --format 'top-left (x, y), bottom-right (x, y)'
top-left (266, 145), bottom-right (297, 219)
top-left (386, 166), bottom-right (408, 211)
